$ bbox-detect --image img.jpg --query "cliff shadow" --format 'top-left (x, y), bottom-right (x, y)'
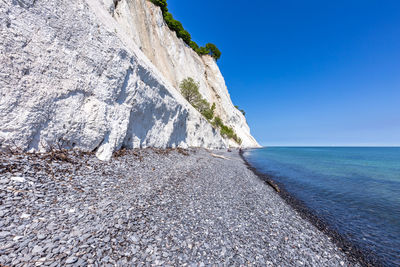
top-left (121, 64), bottom-right (188, 149)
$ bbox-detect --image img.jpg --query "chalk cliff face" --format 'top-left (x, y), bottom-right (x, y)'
top-left (111, 0), bottom-right (259, 148)
top-left (0, 0), bottom-right (259, 160)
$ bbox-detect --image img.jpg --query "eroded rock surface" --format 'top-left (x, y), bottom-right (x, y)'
top-left (111, 0), bottom-right (259, 148)
top-left (1, 0), bottom-right (257, 160)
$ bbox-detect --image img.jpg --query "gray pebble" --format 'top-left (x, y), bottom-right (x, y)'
top-left (32, 245), bottom-right (43, 255)
top-left (0, 231), bottom-right (11, 238)
top-left (37, 234), bottom-right (47, 240)
top-left (65, 256), bottom-right (78, 264)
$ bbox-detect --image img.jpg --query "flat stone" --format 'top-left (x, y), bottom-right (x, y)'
top-left (13, 235), bottom-right (24, 241)
top-left (11, 176), bottom-right (25, 183)
top-left (35, 257), bottom-right (47, 266)
top-left (65, 256), bottom-right (78, 264)
top-left (76, 258), bottom-right (86, 266)
top-left (37, 234), bottom-right (47, 240)
top-left (0, 210), bottom-right (7, 218)
top-left (21, 213), bottom-right (31, 219)
top-left (130, 235), bottom-right (139, 243)
top-left (32, 245), bottom-right (43, 255)
top-left (0, 231), bottom-right (11, 238)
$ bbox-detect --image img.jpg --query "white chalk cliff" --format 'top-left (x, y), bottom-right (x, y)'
top-left (0, 0), bottom-right (259, 160)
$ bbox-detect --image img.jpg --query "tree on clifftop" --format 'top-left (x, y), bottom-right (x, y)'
top-left (149, 0), bottom-right (222, 61)
top-left (150, 0), bottom-right (168, 13)
top-left (206, 43), bottom-right (221, 61)
top-left (178, 29), bottom-right (191, 45)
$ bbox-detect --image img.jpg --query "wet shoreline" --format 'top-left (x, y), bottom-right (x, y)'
top-left (239, 148), bottom-right (382, 267)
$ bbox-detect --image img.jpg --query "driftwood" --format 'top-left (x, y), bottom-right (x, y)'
top-left (176, 148), bottom-right (189, 156)
top-left (266, 180), bottom-right (280, 193)
top-left (210, 153), bottom-right (230, 160)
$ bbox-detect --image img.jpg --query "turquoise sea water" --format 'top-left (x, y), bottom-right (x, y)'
top-left (243, 147), bottom-right (400, 266)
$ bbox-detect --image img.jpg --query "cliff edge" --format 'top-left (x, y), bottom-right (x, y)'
top-left (0, 0), bottom-right (259, 160)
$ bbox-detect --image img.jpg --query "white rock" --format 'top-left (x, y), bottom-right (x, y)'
top-left (0, 0), bottom-right (259, 161)
top-left (21, 213), bottom-right (31, 219)
top-left (31, 245), bottom-right (43, 255)
top-left (11, 177), bottom-right (25, 183)
top-left (13, 236), bottom-right (24, 241)
top-left (35, 258), bottom-right (47, 266)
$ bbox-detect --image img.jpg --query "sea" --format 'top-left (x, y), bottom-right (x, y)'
top-left (242, 147), bottom-right (400, 267)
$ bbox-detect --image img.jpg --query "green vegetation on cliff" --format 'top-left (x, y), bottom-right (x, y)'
top-left (234, 105), bottom-right (246, 116)
top-left (180, 78), bottom-right (242, 145)
top-left (180, 78), bottom-right (215, 120)
top-left (212, 116), bottom-right (242, 145)
top-left (149, 0), bottom-right (221, 61)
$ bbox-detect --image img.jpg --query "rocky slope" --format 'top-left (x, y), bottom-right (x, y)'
top-left (0, 0), bottom-right (259, 160)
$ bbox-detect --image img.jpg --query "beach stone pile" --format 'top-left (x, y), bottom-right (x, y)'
top-left (0, 148), bottom-right (359, 266)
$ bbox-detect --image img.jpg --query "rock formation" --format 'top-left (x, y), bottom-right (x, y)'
top-left (0, 0), bottom-right (259, 160)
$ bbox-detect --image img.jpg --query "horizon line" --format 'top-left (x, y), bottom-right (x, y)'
top-left (259, 145), bottom-right (400, 147)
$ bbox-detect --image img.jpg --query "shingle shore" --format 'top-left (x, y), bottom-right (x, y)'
top-left (0, 148), bottom-right (359, 266)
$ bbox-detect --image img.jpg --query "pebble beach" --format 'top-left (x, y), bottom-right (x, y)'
top-left (0, 148), bottom-right (360, 266)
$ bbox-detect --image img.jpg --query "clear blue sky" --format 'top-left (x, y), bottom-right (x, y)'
top-left (167, 0), bottom-right (400, 146)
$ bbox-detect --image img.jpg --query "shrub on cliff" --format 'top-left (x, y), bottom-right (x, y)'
top-left (180, 78), bottom-right (201, 104)
top-left (205, 43), bottom-right (221, 60)
top-left (163, 12), bottom-right (183, 33)
top-left (234, 105), bottom-right (246, 116)
top-left (212, 116), bottom-right (242, 145)
top-left (180, 78), bottom-right (215, 119)
top-left (180, 78), bottom-right (240, 144)
top-left (202, 103), bottom-right (216, 121)
top-left (189, 41), bottom-right (199, 51)
top-left (150, 0), bottom-right (168, 13)
top-left (178, 29), bottom-right (191, 45)
top-left (195, 99), bottom-right (211, 114)
top-left (198, 101), bottom-right (216, 121)
top-left (212, 116), bottom-right (223, 128)
top-left (220, 124), bottom-right (242, 145)
top-left (196, 46), bottom-right (211, 56)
